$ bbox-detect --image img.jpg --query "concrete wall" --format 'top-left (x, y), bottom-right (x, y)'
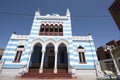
top-left (76, 69), bottom-right (97, 80)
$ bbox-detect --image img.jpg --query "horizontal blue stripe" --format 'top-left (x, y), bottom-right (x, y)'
top-left (8, 43), bottom-right (18, 46)
top-left (3, 64), bottom-right (21, 69)
top-left (4, 58), bottom-right (13, 61)
top-left (70, 58), bottom-right (79, 62)
top-left (26, 46), bottom-right (31, 49)
top-left (31, 31), bottom-right (39, 34)
top-left (86, 59), bottom-right (95, 62)
top-left (32, 24), bottom-right (40, 27)
top-left (32, 23), bottom-right (40, 25)
top-left (68, 52), bottom-right (74, 56)
top-left (70, 58), bottom-right (97, 63)
top-left (21, 57), bottom-right (29, 61)
top-left (74, 65), bottom-right (95, 69)
top-left (33, 22), bottom-right (41, 24)
top-left (70, 53), bottom-right (97, 59)
top-left (73, 40), bottom-right (90, 43)
top-left (31, 28), bottom-right (39, 31)
top-left (3, 53), bottom-right (15, 56)
top-left (84, 45), bottom-right (95, 48)
top-left (68, 47), bottom-right (73, 50)
top-left (30, 32), bottom-right (38, 35)
top-left (68, 40), bottom-right (73, 46)
top-left (5, 48), bottom-right (16, 51)
top-left (66, 38), bottom-right (72, 40)
top-left (86, 50), bottom-right (96, 52)
top-left (63, 22), bottom-right (70, 24)
top-left (63, 31), bottom-right (71, 33)
top-left (64, 34), bottom-right (71, 36)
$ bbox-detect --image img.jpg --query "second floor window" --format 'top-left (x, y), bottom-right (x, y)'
top-left (39, 23), bottom-right (63, 36)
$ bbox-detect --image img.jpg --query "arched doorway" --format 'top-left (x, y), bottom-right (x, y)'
top-left (30, 43), bottom-right (42, 69)
top-left (44, 43), bottom-right (55, 69)
top-left (58, 43), bottom-right (68, 70)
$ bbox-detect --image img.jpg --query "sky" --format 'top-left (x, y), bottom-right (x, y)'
top-left (0, 0), bottom-right (120, 50)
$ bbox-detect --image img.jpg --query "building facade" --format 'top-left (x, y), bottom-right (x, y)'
top-left (109, 0), bottom-right (120, 30)
top-left (0, 49), bottom-right (4, 60)
top-left (97, 40), bottom-right (120, 75)
top-left (1, 9), bottom-right (99, 80)
top-left (97, 40), bottom-right (120, 60)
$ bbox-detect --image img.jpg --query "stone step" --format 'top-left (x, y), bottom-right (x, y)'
top-left (21, 69), bottom-right (71, 79)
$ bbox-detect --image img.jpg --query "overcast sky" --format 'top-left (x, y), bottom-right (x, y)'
top-left (0, 0), bottom-right (119, 49)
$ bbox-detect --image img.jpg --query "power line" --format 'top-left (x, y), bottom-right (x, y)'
top-left (0, 11), bottom-right (111, 18)
top-left (0, 12), bottom-right (33, 16)
top-left (73, 15), bottom-right (111, 18)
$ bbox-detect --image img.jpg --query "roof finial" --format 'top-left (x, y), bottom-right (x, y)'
top-left (66, 8), bottom-right (70, 16)
top-left (38, 8), bottom-right (40, 12)
top-left (35, 8), bottom-right (40, 16)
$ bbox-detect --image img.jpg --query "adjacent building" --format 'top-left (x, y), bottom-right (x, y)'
top-left (96, 40), bottom-right (120, 74)
top-left (109, 0), bottom-right (120, 30)
top-left (97, 40), bottom-right (120, 60)
top-left (0, 49), bottom-right (4, 60)
top-left (0, 9), bottom-right (100, 80)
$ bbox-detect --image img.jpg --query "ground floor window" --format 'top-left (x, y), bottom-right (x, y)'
top-left (79, 52), bottom-right (86, 63)
top-left (14, 51), bottom-right (22, 62)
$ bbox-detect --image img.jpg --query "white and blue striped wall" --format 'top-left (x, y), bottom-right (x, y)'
top-left (71, 39), bottom-right (98, 70)
top-left (2, 39), bottom-right (28, 68)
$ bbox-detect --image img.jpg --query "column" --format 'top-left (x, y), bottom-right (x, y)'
top-left (39, 50), bottom-right (45, 73)
top-left (25, 50), bottom-right (33, 73)
top-left (54, 51), bottom-right (57, 73)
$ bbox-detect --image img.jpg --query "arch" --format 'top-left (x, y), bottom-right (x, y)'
top-left (45, 24), bottom-right (49, 32)
top-left (55, 24), bottom-right (58, 27)
top-left (31, 38), bottom-right (44, 51)
top-left (30, 42), bottom-right (42, 69)
top-left (50, 24), bottom-right (54, 26)
top-left (78, 46), bottom-right (84, 49)
top-left (59, 24), bottom-right (63, 27)
top-left (57, 39), bottom-right (68, 52)
top-left (54, 24), bottom-right (58, 33)
top-left (59, 24), bottom-right (63, 34)
top-left (46, 24), bottom-right (49, 27)
top-left (77, 45), bottom-right (85, 53)
top-left (77, 45), bottom-right (86, 63)
top-left (44, 42), bottom-right (55, 69)
top-left (44, 38), bottom-right (56, 51)
top-left (58, 42), bottom-right (68, 70)
top-left (41, 24), bottom-right (45, 26)
top-left (50, 24), bottom-right (54, 32)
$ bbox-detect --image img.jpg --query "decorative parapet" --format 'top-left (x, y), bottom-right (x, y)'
top-left (36, 16), bottom-right (69, 20)
top-left (35, 9), bottom-right (70, 20)
top-left (73, 35), bottom-right (93, 41)
top-left (10, 33), bottom-right (29, 40)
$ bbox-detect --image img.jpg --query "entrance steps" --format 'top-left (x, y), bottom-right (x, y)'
top-left (20, 69), bottom-right (75, 79)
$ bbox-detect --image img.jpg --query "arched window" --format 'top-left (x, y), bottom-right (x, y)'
top-left (50, 24), bottom-right (53, 32)
top-left (39, 22), bottom-right (63, 36)
top-left (45, 24), bottom-right (49, 32)
top-left (59, 24), bottom-right (63, 32)
top-left (40, 24), bottom-right (45, 32)
top-left (54, 24), bottom-right (58, 32)
top-left (77, 46), bottom-right (86, 63)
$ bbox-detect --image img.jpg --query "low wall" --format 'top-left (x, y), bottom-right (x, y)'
top-left (75, 69), bottom-right (97, 80)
